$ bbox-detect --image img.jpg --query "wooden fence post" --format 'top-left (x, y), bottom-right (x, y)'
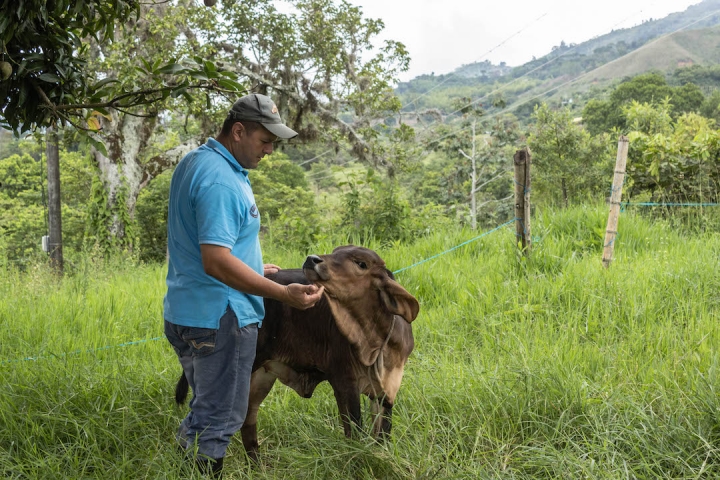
top-left (514, 147), bottom-right (531, 254)
top-left (602, 135), bottom-right (629, 268)
top-left (46, 125), bottom-right (64, 274)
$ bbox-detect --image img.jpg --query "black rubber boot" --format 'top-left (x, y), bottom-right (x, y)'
top-left (195, 456), bottom-right (224, 478)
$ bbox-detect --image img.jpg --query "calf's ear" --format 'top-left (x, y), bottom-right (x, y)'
top-left (378, 279), bottom-right (420, 323)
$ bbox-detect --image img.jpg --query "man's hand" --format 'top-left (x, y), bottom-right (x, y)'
top-left (264, 264), bottom-right (281, 275)
top-left (200, 244), bottom-right (323, 308)
top-left (283, 283), bottom-right (325, 310)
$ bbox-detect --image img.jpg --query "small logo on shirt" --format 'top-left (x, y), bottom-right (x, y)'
top-left (250, 204), bottom-right (259, 218)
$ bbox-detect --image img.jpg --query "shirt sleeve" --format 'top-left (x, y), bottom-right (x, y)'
top-left (194, 182), bottom-right (245, 248)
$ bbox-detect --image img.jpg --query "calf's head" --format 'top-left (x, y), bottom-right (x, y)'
top-left (303, 245), bottom-right (419, 366)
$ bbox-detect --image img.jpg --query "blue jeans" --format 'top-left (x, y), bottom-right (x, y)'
top-left (165, 307), bottom-right (258, 459)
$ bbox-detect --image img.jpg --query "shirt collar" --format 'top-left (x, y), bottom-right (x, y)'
top-left (205, 137), bottom-right (249, 177)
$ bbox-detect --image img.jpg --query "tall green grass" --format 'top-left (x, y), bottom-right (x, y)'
top-left (1, 204), bottom-right (719, 478)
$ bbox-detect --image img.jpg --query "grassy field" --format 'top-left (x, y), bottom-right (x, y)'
top-left (1, 204), bottom-right (719, 479)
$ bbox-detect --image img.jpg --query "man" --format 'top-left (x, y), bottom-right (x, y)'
top-left (163, 93), bottom-right (323, 478)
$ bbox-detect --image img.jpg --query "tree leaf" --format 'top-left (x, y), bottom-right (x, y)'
top-left (216, 78), bottom-right (244, 91)
top-left (188, 72), bottom-right (209, 81)
top-left (91, 77), bottom-right (120, 91)
top-left (87, 117), bottom-right (101, 131)
top-left (88, 136), bottom-right (108, 156)
top-left (170, 87), bottom-right (187, 98)
top-left (157, 63), bottom-right (187, 75)
top-left (38, 73), bottom-right (61, 83)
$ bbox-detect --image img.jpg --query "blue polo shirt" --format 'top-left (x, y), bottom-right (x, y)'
top-left (163, 138), bottom-right (264, 328)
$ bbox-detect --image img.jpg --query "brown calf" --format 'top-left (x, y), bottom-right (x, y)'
top-left (175, 245), bottom-right (419, 459)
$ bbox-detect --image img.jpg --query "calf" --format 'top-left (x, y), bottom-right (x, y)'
top-left (175, 245), bottom-right (419, 459)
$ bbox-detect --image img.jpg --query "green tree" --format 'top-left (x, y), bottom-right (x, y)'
top-left (80, 0), bottom-right (410, 249)
top-left (134, 169), bottom-right (172, 263)
top-left (582, 72), bottom-right (704, 135)
top-left (251, 153), bottom-right (321, 251)
top-left (0, 0), bottom-right (240, 134)
top-left (0, 151), bottom-right (45, 264)
top-left (0, 0), bottom-right (138, 132)
top-left (529, 103), bottom-right (611, 207)
top-left (700, 89), bottom-right (720, 125)
top-left (339, 169), bottom-right (411, 245)
top-left (0, 140), bottom-right (94, 265)
top-left (4, 1), bottom-right (411, 255)
top-left (420, 98), bottom-right (516, 228)
top-left (625, 100), bottom-right (720, 203)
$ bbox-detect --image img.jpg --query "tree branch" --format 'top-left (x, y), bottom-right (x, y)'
top-left (477, 194), bottom-right (513, 209)
top-left (52, 83), bottom-right (228, 111)
top-left (473, 170), bottom-right (510, 194)
top-left (139, 140), bottom-right (199, 189)
top-left (233, 65), bottom-right (387, 168)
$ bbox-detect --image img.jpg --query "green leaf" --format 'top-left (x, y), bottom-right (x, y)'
top-left (170, 87), bottom-right (187, 98)
top-left (204, 60), bottom-right (217, 71)
top-left (216, 79), bottom-right (244, 91)
top-left (140, 57), bottom-right (153, 72)
top-left (188, 72), bottom-right (209, 81)
top-left (91, 78), bottom-right (120, 90)
top-left (157, 63), bottom-right (187, 75)
top-left (88, 137), bottom-right (108, 157)
top-left (38, 73), bottom-right (61, 83)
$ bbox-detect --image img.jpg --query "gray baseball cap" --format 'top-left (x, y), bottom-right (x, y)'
top-left (229, 93), bottom-right (298, 139)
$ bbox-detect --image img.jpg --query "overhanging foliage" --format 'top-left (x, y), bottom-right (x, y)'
top-left (0, 0), bottom-right (140, 132)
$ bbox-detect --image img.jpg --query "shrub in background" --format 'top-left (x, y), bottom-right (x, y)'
top-left (251, 153), bottom-right (321, 251)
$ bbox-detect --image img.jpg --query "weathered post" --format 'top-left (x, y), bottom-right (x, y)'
top-left (46, 125), bottom-right (64, 274)
top-left (602, 136), bottom-right (629, 268)
top-left (513, 147), bottom-right (531, 254)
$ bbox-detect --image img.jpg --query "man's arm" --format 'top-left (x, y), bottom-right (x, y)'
top-left (200, 244), bottom-right (323, 310)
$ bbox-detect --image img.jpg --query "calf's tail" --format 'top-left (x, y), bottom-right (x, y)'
top-left (175, 372), bottom-right (189, 405)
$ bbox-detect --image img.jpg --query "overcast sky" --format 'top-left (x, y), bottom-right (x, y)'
top-left (346, 0), bottom-right (703, 81)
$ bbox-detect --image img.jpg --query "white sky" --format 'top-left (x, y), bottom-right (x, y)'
top-left (346, 0), bottom-right (703, 81)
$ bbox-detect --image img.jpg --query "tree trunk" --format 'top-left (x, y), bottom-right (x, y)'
top-left (561, 176), bottom-right (568, 209)
top-left (90, 112), bottom-right (197, 247)
top-left (46, 126), bottom-right (63, 273)
top-left (91, 114), bottom-right (153, 243)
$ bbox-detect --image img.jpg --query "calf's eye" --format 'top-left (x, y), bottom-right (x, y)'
top-left (355, 261), bottom-right (367, 269)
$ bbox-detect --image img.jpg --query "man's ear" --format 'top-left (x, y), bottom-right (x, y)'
top-left (231, 121), bottom-right (245, 140)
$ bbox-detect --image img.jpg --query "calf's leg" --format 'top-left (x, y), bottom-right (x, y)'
top-left (330, 379), bottom-right (361, 437)
top-left (240, 368), bottom-right (277, 461)
top-left (371, 397), bottom-right (393, 438)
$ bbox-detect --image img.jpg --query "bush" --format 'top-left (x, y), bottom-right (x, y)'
top-left (251, 153), bottom-right (321, 251)
top-left (135, 170), bottom-right (172, 263)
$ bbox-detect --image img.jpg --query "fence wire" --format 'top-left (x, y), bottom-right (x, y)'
top-left (2, 219), bottom-right (517, 365)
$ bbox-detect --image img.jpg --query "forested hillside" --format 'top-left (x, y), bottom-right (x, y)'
top-left (1, 0), bottom-right (719, 270)
top-left (397, 0), bottom-right (720, 116)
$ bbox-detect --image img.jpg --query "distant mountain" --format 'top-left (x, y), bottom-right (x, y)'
top-left (451, 60), bottom-right (512, 80)
top-left (396, 0), bottom-right (720, 118)
top-left (584, 24), bottom-right (720, 82)
top-left (569, 0), bottom-right (720, 56)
